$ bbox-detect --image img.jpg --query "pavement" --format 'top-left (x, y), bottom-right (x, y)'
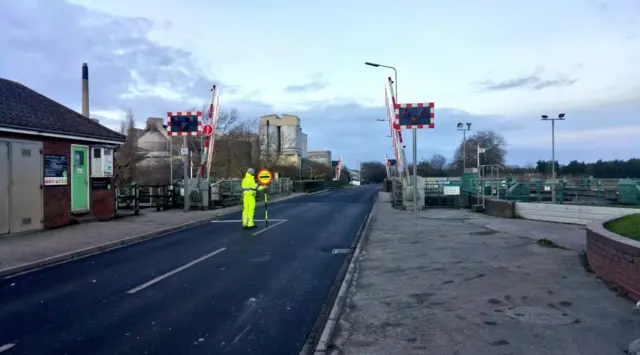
top-left (0, 186), bottom-right (379, 355)
top-left (331, 192), bottom-right (640, 355)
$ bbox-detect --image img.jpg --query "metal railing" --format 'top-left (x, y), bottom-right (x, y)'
top-left (117, 178), bottom-right (295, 212)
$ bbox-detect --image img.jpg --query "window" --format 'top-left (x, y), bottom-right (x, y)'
top-left (74, 151), bottom-right (85, 167)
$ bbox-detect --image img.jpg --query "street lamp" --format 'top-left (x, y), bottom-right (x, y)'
top-left (541, 113), bottom-right (565, 203)
top-left (365, 62), bottom-right (397, 98)
top-left (365, 61), bottom-right (421, 212)
top-left (457, 122), bottom-right (472, 171)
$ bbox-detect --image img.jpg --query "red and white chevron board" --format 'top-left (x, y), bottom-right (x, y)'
top-left (166, 111), bottom-right (203, 136)
top-left (387, 77), bottom-right (401, 131)
top-left (393, 102), bottom-right (435, 129)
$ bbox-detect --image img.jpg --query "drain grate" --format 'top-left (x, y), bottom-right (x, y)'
top-left (332, 248), bottom-right (353, 254)
top-left (506, 306), bottom-right (578, 325)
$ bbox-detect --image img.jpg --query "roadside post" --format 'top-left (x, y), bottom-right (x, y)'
top-left (257, 168), bottom-right (273, 227)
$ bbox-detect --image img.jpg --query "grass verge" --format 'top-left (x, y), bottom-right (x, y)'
top-left (604, 214), bottom-right (640, 241)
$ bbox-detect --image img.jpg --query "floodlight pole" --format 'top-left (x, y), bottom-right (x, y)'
top-left (541, 113), bottom-right (566, 203)
top-left (457, 122), bottom-right (472, 171)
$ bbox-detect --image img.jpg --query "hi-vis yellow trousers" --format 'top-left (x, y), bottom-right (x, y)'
top-left (242, 191), bottom-right (256, 227)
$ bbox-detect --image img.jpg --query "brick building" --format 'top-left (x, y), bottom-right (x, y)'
top-left (0, 78), bottom-right (126, 235)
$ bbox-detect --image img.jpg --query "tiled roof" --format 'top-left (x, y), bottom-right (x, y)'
top-left (0, 78), bottom-right (126, 142)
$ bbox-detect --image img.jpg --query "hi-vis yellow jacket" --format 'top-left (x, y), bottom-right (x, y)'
top-left (241, 172), bottom-right (262, 197)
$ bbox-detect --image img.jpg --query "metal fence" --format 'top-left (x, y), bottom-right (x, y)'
top-left (462, 176), bottom-right (640, 207)
top-left (116, 178), bottom-right (294, 212)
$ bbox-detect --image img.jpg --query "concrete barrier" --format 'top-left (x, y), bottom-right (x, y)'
top-left (586, 215), bottom-right (640, 301)
top-left (515, 202), bottom-right (636, 225)
top-left (484, 198), bottom-right (516, 218)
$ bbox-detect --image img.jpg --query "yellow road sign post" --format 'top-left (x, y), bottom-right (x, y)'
top-left (257, 169), bottom-right (273, 227)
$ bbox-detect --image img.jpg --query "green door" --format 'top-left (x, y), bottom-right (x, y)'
top-left (71, 145), bottom-right (89, 212)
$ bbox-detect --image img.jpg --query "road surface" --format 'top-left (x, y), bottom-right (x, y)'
top-left (0, 186), bottom-right (378, 355)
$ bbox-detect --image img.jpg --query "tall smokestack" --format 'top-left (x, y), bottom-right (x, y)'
top-left (82, 63), bottom-right (89, 117)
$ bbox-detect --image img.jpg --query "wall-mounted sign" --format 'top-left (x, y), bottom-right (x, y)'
top-left (91, 177), bottom-right (111, 190)
top-left (443, 185), bottom-right (461, 196)
top-left (44, 154), bottom-right (68, 186)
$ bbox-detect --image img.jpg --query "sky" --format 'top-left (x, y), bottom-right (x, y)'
top-left (1, 0), bottom-right (639, 169)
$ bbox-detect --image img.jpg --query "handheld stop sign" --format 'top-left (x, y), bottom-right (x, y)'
top-left (257, 169), bottom-right (273, 185)
top-left (256, 168), bottom-right (273, 227)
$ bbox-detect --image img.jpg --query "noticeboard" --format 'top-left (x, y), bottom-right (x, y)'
top-left (443, 185), bottom-right (461, 196)
top-left (44, 154), bottom-right (68, 186)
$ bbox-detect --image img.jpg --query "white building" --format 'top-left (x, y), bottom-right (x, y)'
top-left (259, 114), bottom-right (307, 167)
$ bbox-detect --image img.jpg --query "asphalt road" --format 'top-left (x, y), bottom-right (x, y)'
top-left (0, 185), bottom-right (378, 355)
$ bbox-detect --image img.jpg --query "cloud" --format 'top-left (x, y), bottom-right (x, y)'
top-left (0, 0), bottom-right (216, 126)
top-left (1, 0), bottom-right (638, 169)
top-left (284, 80), bottom-right (327, 93)
top-left (480, 69), bottom-right (578, 92)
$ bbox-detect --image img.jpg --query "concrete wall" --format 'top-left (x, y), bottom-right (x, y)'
top-left (515, 202), bottom-right (636, 225)
top-left (484, 198), bottom-right (516, 218)
top-left (586, 216), bottom-right (640, 301)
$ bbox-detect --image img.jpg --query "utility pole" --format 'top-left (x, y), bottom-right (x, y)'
top-left (541, 113), bottom-right (566, 203)
top-left (266, 120), bottom-right (270, 169)
top-left (183, 135), bottom-right (189, 212)
top-left (457, 122), bottom-right (472, 171)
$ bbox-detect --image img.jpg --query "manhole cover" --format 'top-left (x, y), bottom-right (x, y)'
top-left (506, 306), bottom-right (578, 325)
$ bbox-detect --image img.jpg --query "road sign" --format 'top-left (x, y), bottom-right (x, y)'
top-left (178, 147), bottom-right (189, 156)
top-left (257, 168), bottom-right (273, 185)
top-left (166, 111), bottom-right (203, 136)
top-left (395, 102), bottom-right (435, 129)
top-left (202, 123), bottom-right (214, 136)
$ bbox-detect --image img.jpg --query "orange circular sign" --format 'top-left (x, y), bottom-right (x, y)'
top-left (257, 168), bottom-right (273, 185)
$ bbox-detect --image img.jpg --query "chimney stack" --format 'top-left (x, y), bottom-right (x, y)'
top-left (82, 63), bottom-right (90, 117)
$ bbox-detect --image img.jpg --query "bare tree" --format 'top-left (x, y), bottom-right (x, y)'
top-left (429, 154), bottom-right (447, 171)
top-left (119, 109), bottom-right (136, 135)
top-left (360, 161), bottom-right (387, 182)
top-left (216, 108), bottom-right (240, 135)
top-left (308, 161), bottom-right (332, 180)
top-left (114, 109), bottom-right (143, 186)
top-left (451, 130), bottom-right (508, 171)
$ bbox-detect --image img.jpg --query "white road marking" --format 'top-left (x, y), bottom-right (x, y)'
top-left (210, 219), bottom-right (285, 223)
top-left (126, 247), bottom-right (227, 294)
top-left (251, 219), bottom-right (288, 236)
top-left (232, 325), bottom-right (252, 344)
top-left (0, 344), bottom-right (15, 352)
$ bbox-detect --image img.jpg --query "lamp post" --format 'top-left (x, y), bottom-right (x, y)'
top-left (457, 122), bottom-right (472, 171)
top-left (365, 61), bottom-right (419, 212)
top-left (541, 113), bottom-right (565, 202)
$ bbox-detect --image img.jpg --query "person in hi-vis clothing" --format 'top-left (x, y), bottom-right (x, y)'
top-left (241, 168), bottom-right (265, 229)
